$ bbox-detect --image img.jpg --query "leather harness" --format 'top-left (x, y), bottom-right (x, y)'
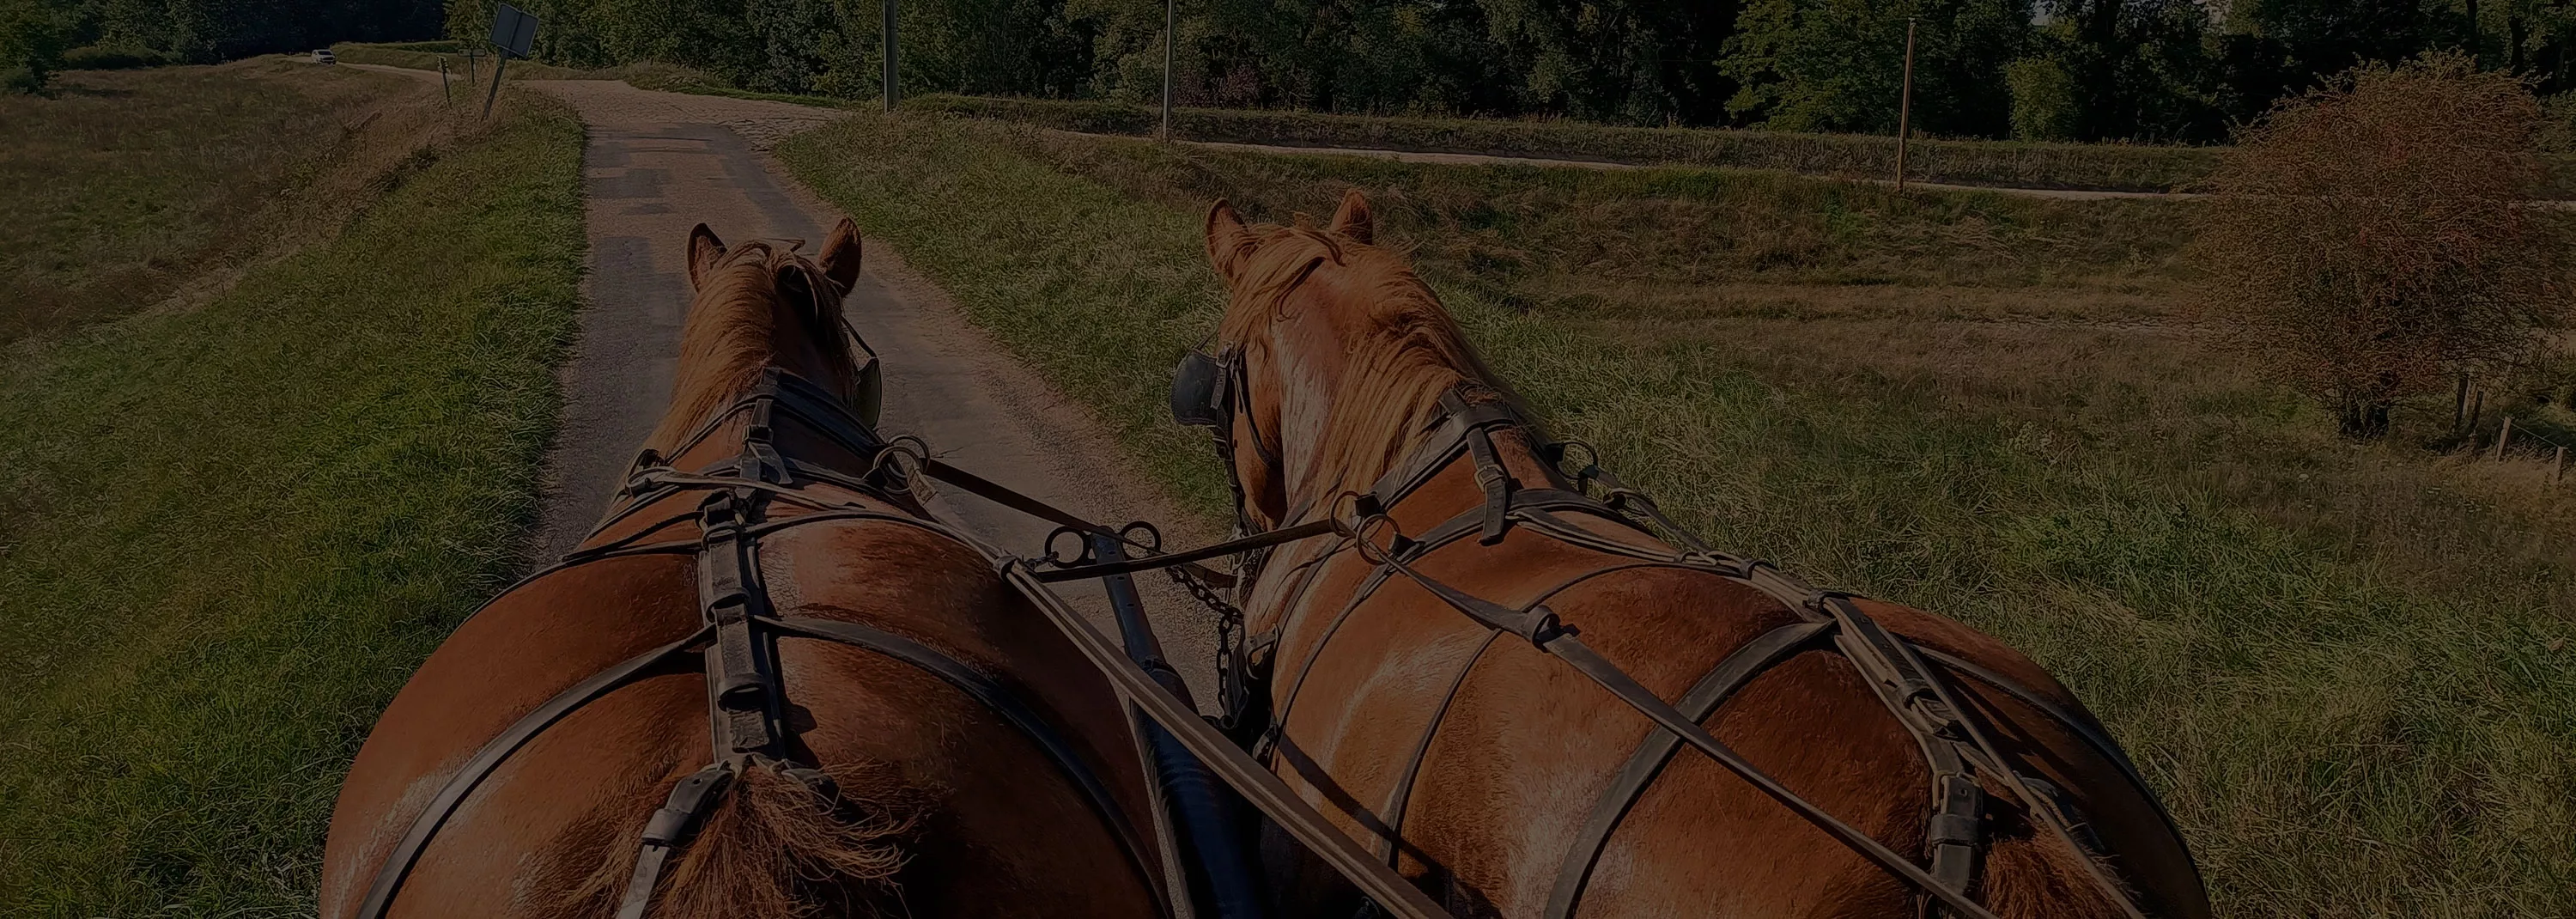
top-left (354, 368), bottom-right (1163, 919)
top-left (1161, 376), bottom-right (2185, 919)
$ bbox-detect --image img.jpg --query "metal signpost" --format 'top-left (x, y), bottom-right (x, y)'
top-left (483, 3), bottom-right (540, 119)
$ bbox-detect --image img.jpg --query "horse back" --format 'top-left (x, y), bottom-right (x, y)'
top-left (319, 490), bottom-right (1163, 917)
top-left (1262, 465), bottom-right (2206, 918)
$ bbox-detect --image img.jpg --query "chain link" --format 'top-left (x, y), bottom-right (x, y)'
top-left (1167, 564), bottom-right (1246, 700)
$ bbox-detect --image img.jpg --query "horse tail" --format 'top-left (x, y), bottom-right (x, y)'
top-left (529, 760), bottom-right (913, 918)
top-left (1974, 818), bottom-right (2141, 919)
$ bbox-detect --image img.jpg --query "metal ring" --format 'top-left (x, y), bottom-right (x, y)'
top-left (1119, 520), bottom-right (1163, 553)
top-left (1043, 526), bottom-right (1091, 567)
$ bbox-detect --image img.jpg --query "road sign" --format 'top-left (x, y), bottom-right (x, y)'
top-left (489, 3), bottom-right (538, 59)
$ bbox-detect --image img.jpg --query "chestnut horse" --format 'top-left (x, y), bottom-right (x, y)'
top-left (320, 219), bottom-right (1165, 917)
top-left (1188, 192), bottom-right (2210, 918)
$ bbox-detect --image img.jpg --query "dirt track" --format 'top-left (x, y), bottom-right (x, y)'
top-left (349, 67), bottom-right (1222, 699)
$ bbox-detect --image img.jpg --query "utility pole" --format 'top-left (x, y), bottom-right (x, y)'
top-left (1157, 0), bottom-right (1176, 141)
top-left (883, 0), bottom-right (899, 113)
top-left (1896, 16), bottom-right (1917, 192)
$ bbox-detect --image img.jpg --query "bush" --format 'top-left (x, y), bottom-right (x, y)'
top-left (0, 0), bottom-right (64, 93)
top-left (59, 45), bottom-right (172, 70)
top-left (2195, 52), bottom-right (2572, 440)
top-left (2006, 57), bottom-right (2080, 142)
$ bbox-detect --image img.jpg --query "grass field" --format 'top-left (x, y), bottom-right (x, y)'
top-left (777, 115), bottom-right (2576, 916)
top-left (0, 85), bottom-right (587, 913)
top-left (909, 94), bottom-right (2225, 194)
top-left (0, 58), bottom-right (438, 344)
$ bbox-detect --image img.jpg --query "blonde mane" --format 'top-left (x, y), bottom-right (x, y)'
top-left (647, 240), bottom-right (858, 453)
top-left (1216, 221), bottom-right (1520, 503)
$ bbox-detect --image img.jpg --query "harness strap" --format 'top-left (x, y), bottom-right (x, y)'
top-left (354, 628), bottom-right (710, 919)
top-left (1543, 618), bottom-right (1834, 919)
top-left (757, 614), bottom-right (1165, 895)
top-left (996, 561), bottom-right (1453, 919)
top-left (616, 764), bottom-right (734, 919)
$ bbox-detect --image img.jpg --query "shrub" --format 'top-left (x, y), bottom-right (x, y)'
top-left (0, 0), bottom-right (64, 93)
top-left (59, 45), bottom-right (171, 70)
top-left (2195, 52), bottom-right (2572, 440)
top-left (2007, 56), bottom-right (2080, 142)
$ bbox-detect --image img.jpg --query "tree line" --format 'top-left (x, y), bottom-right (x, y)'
top-left (454, 0), bottom-right (2576, 143)
top-left (11, 0), bottom-right (2576, 143)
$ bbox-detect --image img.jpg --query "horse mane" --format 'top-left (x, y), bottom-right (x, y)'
top-left (1216, 219), bottom-right (1522, 502)
top-left (646, 240), bottom-right (858, 453)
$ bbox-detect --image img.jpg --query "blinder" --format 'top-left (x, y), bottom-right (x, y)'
top-left (841, 317), bottom-right (884, 429)
top-left (1170, 349), bottom-right (1232, 430)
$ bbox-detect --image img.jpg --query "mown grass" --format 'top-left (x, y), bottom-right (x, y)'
top-left (778, 115), bottom-right (2576, 916)
top-left (909, 94), bottom-right (2225, 194)
top-left (0, 94), bottom-right (586, 914)
top-left (0, 58), bottom-right (422, 344)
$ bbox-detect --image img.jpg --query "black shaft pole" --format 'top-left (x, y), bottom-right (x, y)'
top-left (1091, 533), bottom-right (1270, 919)
top-left (482, 52), bottom-right (508, 119)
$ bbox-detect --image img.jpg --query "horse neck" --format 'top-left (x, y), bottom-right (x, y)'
top-left (1264, 298), bottom-right (1492, 520)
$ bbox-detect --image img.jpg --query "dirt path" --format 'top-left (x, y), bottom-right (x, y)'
top-left (491, 78), bottom-right (1223, 698)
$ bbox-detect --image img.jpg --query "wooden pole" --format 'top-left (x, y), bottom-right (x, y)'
top-left (2493, 416), bottom-right (2513, 461)
top-left (883, 0), bottom-right (899, 113)
top-left (2554, 445), bottom-right (2566, 484)
top-left (439, 58), bottom-right (452, 105)
top-left (1157, 0), bottom-right (1176, 142)
top-left (1896, 17), bottom-right (1917, 192)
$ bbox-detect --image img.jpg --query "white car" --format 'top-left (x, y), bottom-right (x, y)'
top-left (312, 49), bottom-right (337, 64)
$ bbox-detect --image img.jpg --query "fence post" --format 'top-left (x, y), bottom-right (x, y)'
top-left (2493, 416), bottom-right (2513, 461)
top-left (2555, 446), bottom-right (2566, 484)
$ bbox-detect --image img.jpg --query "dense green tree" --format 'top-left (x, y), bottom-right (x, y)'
top-left (2, 0), bottom-right (67, 91)
top-left (1722, 0), bottom-right (2034, 137)
top-left (2029, 0), bottom-right (2226, 142)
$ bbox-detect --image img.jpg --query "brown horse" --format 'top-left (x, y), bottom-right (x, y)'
top-left (1190, 192), bottom-right (2211, 918)
top-left (319, 219), bottom-right (1166, 917)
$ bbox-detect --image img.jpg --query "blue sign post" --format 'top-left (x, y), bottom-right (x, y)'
top-left (481, 3), bottom-right (540, 119)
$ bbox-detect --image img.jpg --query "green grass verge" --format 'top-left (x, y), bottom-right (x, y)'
top-left (775, 114), bottom-right (2576, 916)
top-left (0, 95), bottom-right (586, 914)
top-left (908, 94), bottom-right (2222, 194)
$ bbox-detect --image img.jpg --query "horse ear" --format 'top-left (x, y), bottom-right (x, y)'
top-left (687, 223), bottom-right (726, 291)
top-left (1206, 199), bottom-right (1257, 285)
top-left (818, 217), bottom-right (863, 296)
top-left (1328, 189), bottom-right (1374, 244)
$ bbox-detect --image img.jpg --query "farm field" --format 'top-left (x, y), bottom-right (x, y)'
top-left (777, 114), bottom-right (2576, 916)
top-left (0, 65), bottom-right (587, 911)
top-left (0, 58), bottom-right (441, 344)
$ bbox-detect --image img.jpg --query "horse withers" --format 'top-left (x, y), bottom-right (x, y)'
top-left (320, 219), bottom-right (1166, 917)
top-left (1183, 191), bottom-right (2212, 919)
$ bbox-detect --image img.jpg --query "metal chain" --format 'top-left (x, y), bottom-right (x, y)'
top-left (1167, 564), bottom-right (1246, 691)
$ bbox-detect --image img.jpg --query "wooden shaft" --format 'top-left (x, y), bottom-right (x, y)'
top-left (2494, 416), bottom-right (2513, 461)
top-left (1158, 0), bottom-right (1176, 141)
top-left (2554, 446), bottom-right (2566, 484)
top-left (1896, 17), bottom-right (1917, 192)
